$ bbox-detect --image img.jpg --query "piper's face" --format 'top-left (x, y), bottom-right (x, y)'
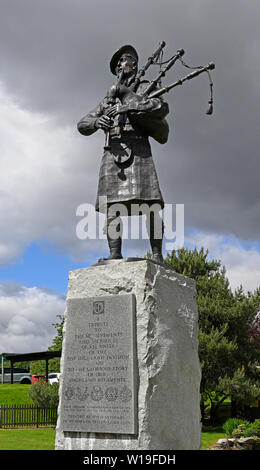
top-left (115, 54), bottom-right (137, 77)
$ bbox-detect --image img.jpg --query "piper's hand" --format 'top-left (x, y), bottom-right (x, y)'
top-left (106, 104), bottom-right (120, 118)
top-left (106, 104), bottom-right (129, 118)
top-left (95, 115), bottom-right (112, 131)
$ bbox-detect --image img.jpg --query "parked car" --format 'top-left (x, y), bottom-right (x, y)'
top-left (48, 372), bottom-right (60, 384)
top-left (32, 374), bottom-right (46, 384)
top-left (0, 368), bottom-right (32, 384)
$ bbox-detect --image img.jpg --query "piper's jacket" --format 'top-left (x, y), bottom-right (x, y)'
top-left (78, 81), bottom-right (169, 213)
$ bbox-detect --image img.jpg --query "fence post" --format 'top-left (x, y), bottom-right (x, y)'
top-left (1, 355), bottom-right (4, 384)
top-left (0, 406), bottom-right (2, 428)
top-left (36, 406), bottom-right (39, 428)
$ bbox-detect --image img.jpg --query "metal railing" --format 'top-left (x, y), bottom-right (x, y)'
top-left (0, 404), bottom-right (57, 428)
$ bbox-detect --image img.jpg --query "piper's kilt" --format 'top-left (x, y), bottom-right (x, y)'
top-left (95, 134), bottom-right (164, 214)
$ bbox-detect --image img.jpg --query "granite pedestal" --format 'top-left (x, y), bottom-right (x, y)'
top-left (55, 260), bottom-right (201, 450)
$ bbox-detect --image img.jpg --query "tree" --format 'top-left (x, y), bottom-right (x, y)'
top-left (165, 247), bottom-right (260, 423)
top-left (248, 302), bottom-right (260, 350)
top-left (49, 314), bottom-right (64, 351)
top-left (47, 314), bottom-right (64, 373)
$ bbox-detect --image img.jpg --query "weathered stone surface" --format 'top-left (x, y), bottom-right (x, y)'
top-left (55, 260), bottom-right (201, 450)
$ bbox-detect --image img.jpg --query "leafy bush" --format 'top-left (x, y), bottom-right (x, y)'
top-left (232, 422), bottom-right (251, 438)
top-left (28, 382), bottom-right (59, 408)
top-left (223, 418), bottom-right (249, 437)
top-left (243, 419), bottom-right (260, 437)
top-left (224, 418), bottom-right (260, 438)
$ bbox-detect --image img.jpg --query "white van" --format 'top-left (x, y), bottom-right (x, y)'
top-left (48, 372), bottom-right (60, 384)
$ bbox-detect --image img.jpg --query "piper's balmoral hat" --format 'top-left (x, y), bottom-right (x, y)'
top-left (110, 44), bottom-right (138, 75)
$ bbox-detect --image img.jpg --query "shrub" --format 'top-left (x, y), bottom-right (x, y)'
top-left (232, 422), bottom-right (251, 438)
top-left (223, 418), bottom-right (249, 437)
top-left (28, 382), bottom-right (59, 408)
top-left (252, 419), bottom-right (260, 437)
top-left (243, 419), bottom-right (260, 437)
top-left (224, 418), bottom-right (260, 439)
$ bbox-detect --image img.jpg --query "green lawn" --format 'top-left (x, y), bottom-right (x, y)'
top-left (200, 426), bottom-right (225, 450)
top-left (0, 385), bottom-right (226, 450)
top-left (0, 384), bottom-right (33, 404)
top-left (0, 427), bottom-right (224, 450)
top-left (0, 428), bottom-right (56, 450)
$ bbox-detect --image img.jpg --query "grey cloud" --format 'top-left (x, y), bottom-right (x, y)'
top-left (0, 281), bottom-right (65, 353)
top-left (0, 281), bottom-right (25, 296)
top-left (0, 281), bottom-right (65, 301)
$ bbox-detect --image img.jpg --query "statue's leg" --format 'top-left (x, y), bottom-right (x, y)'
top-left (104, 214), bottom-right (123, 260)
top-left (146, 210), bottom-right (164, 264)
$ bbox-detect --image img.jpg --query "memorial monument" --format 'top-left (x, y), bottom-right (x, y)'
top-left (55, 42), bottom-right (215, 450)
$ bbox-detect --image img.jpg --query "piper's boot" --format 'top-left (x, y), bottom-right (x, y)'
top-left (150, 237), bottom-right (164, 264)
top-left (147, 211), bottom-right (164, 264)
top-left (106, 215), bottom-right (123, 260)
top-left (107, 234), bottom-right (123, 259)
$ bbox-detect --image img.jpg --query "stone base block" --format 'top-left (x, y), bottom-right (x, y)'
top-left (55, 260), bottom-right (201, 450)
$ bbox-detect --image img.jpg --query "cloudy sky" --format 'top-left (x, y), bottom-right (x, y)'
top-left (0, 0), bottom-right (259, 353)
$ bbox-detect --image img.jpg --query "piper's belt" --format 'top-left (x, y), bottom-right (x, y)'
top-left (110, 134), bottom-right (145, 140)
top-left (109, 126), bottom-right (146, 140)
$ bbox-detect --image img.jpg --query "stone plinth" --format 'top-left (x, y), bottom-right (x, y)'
top-left (55, 260), bottom-right (201, 450)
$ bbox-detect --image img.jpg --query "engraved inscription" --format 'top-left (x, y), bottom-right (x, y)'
top-left (59, 294), bottom-right (137, 434)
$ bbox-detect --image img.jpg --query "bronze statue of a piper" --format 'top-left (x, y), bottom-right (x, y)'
top-left (77, 42), bottom-right (214, 263)
top-left (78, 44), bottom-right (169, 263)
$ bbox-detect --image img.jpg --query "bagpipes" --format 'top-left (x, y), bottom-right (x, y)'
top-left (104, 41), bottom-right (215, 149)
